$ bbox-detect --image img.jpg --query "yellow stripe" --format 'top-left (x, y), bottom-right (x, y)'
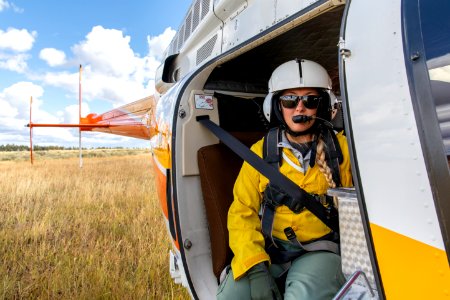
top-left (371, 223), bottom-right (450, 299)
top-left (152, 147), bottom-right (171, 169)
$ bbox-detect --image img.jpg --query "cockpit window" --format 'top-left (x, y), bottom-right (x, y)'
top-left (419, 0), bottom-right (450, 164)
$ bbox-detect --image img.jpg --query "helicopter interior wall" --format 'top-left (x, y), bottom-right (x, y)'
top-left (216, 93), bottom-right (269, 132)
top-left (204, 5), bottom-right (344, 95)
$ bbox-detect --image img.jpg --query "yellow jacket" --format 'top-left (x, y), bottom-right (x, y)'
top-left (228, 132), bottom-right (352, 280)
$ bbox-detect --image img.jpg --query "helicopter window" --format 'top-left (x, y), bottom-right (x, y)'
top-left (419, 0), bottom-right (450, 166)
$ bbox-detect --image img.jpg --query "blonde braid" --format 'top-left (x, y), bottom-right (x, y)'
top-left (315, 138), bottom-right (336, 189)
top-left (315, 138), bottom-right (339, 208)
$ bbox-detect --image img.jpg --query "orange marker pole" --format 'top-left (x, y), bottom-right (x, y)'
top-left (79, 64), bottom-right (83, 168)
top-left (29, 96), bottom-right (33, 165)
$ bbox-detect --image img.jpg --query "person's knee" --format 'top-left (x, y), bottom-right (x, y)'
top-left (284, 252), bottom-right (345, 300)
top-left (216, 268), bottom-right (251, 299)
top-left (291, 251), bottom-right (341, 276)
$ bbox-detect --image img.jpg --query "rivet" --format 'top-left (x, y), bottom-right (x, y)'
top-left (184, 239), bottom-right (192, 249)
top-left (178, 109), bottom-right (186, 119)
top-left (411, 52), bottom-right (420, 61)
top-left (340, 48), bottom-right (351, 58)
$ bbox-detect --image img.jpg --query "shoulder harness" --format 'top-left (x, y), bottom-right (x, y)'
top-left (261, 126), bottom-right (343, 256)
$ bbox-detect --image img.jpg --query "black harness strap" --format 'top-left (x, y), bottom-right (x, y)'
top-left (196, 116), bottom-right (339, 236)
top-left (326, 128), bottom-right (343, 187)
top-left (263, 127), bottom-right (281, 168)
top-left (260, 127), bottom-right (340, 245)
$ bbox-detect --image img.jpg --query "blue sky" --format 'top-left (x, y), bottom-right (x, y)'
top-left (0, 0), bottom-right (192, 148)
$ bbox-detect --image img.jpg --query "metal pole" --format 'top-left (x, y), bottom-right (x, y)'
top-left (79, 64), bottom-right (83, 168)
top-left (30, 96), bottom-right (33, 165)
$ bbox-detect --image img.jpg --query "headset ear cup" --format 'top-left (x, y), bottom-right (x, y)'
top-left (271, 92), bottom-right (285, 128)
top-left (317, 90), bottom-right (332, 122)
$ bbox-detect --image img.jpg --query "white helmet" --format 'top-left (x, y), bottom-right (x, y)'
top-left (263, 59), bottom-right (332, 122)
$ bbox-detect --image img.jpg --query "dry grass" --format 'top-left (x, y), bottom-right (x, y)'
top-left (0, 154), bottom-right (190, 299)
top-left (0, 148), bottom-right (149, 162)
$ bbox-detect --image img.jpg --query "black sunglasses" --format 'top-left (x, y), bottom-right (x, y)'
top-left (279, 95), bottom-right (322, 109)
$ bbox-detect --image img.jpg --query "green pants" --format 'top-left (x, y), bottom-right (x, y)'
top-left (216, 251), bottom-right (346, 300)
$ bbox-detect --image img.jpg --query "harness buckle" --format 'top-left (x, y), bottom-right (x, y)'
top-left (284, 227), bottom-right (297, 242)
top-left (284, 227), bottom-right (304, 249)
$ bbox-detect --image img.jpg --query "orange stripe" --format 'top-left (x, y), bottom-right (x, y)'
top-left (371, 223), bottom-right (450, 299)
top-left (151, 149), bottom-right (179, 250)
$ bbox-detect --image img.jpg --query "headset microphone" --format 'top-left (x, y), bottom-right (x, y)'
top-left (292, 115), bottom-right (334, 128)
top-left (292, 115), bottom-right (313, 123)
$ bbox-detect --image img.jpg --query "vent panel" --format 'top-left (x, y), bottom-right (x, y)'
top-left (178, 25), bottom-right (185, 50)
top-left (185, 12), bottom-right (192, 42)
top-left (201, 0), bottom-right (210, 20)
top-left (193, 0), bottom-right (200, 31)
top-left (196, 34), bottom-right (217, 65)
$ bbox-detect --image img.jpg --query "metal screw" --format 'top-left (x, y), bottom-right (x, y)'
top-left (340, 48), bottom-right (351, 58)
top-left (184, 239), bottom-right (192, 249)
top-left (411, 52), bottom-right (420, 61)
top-left (179, 109), bottom-right (186, 119)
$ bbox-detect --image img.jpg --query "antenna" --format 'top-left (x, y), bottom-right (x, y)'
top-left (79, 64), bottom-right (83, 168)
top-left (29, 96), bottom-right (33, 165)
top-left (26, 65), bottom-right (110, 167)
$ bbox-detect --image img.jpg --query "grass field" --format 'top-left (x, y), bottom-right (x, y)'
top-left (0, 148), bottom-right (150, 162)
top-left (0, 153), bottom-right (190, 299)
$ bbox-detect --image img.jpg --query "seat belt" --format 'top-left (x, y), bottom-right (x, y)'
top-left (196, 116), bottom-right (339, 235)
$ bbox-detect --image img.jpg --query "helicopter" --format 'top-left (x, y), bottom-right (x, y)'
top-left (28, 0), bottom-right (450, 299)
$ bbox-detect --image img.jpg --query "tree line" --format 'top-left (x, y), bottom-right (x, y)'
top-left (0, 144), bottom-right (125, 152)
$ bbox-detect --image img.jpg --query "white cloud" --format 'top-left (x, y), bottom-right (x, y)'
top-left (0, 0), bottom-right (10, 11)
top-left (0, 99), bottom-right (17, 117)
top-left (0, 0), bottom-right (22, 13)
top-left (0, 82), bottom-right (80, 145)
top-left (11, 3), bottom-right (22, 13)
top-left (40, 25), bottom-right (173, 105)
top-left (41, 71), bottom-right (79, 95)
top-left (1, 25), bottom-right (174, 147)
top-left (0, 52), bottom-right (29, 72)
top-left (72, 26), bottom-right (137, 77)
top-left (0, 28), bottom-right (36, 52)
top-left (39, 48), bottom-right (67, 67)
top-left (64, 102), bottom-right (90, 123)
top-left (0, 82), bottom-right (44, 120)
top-left (147, 27), bottom-right (176, 60)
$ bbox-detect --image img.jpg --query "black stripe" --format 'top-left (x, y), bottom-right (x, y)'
top-left (297, 58), bottom-right (303, 80)
top-left (166, 169), bottom-right (177, 240)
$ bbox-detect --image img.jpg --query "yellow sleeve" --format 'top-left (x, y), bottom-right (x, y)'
top-left (228, 138), bottom-right (270, 280)
top-left (336, 132), bottom-right (353, 187)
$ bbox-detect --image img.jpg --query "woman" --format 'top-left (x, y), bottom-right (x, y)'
top-left (217, 59), bottom-right (353, 300)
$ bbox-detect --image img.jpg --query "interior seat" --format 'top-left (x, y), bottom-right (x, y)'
top-left (197, 131), bottom-right (263, 279)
